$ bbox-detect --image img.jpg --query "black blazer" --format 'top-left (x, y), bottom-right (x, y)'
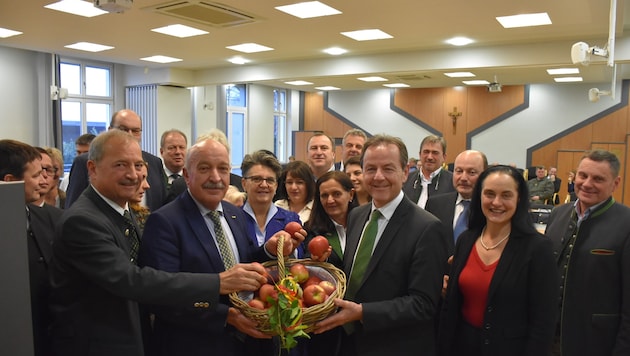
top-left (28, 203), bottom-right (62, 356)
top-left (342, 196), bottom-right (449, 356)
top-left (65, 151), bottom-right (167, 211)
top-left (50, 186), bottom-right (223, 356)
top-left (438, 229), bottom-right (558, 356)
top-left (425, 191), bottom-right (458, 255)
top-left (403, 169), bottom-right (455, 205)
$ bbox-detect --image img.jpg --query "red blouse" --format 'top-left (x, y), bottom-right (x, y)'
top-left (458, 246), bottom-right (500, 328)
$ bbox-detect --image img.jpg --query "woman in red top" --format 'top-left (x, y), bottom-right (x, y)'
top-left (439, 165), bottom-right (558, 356)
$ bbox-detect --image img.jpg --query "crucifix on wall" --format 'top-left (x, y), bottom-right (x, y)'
top-left (449, 106), bottom-right (462, 134)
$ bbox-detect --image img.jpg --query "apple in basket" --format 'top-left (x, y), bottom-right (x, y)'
top-left (303, 284), bottom-right (327, 307)
top-left (259, 284), bottom-right (278, 304)
top-left (319, 280), bottom-right (336, 295)
top-left (289, 263), bottom-right (309, 283)
top-left (248, 298), bottom-right (266, 310)
top-left (302, 275), bottom-right (322, 288)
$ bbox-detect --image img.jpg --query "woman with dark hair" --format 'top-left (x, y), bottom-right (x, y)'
top-left (275, 160), bottom-right (315, 224)
top-left (344, 156), bottom-right (371, 206)
top-left (439, 165), bottom-right (558, 356)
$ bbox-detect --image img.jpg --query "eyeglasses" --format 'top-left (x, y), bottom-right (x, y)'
top-left (113, 125), bottom-right (142, 135)
top-left (42, 166), bottom-right (58, 175)
top-left (244, 176), bottom-right (277, 185)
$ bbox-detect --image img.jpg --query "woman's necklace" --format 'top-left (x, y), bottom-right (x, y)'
top-left (479, 227), bottom-right (510, 250)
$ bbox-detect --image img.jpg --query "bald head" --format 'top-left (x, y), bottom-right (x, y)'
top-left (453, 150), bottom-right (487, 199)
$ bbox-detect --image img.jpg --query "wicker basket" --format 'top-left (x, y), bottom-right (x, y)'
top-left (229, 235), bottom-right (346, 334)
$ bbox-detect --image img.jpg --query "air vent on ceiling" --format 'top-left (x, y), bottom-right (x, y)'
top-left (395, 74), bottom-right (432, 81)
top-left (148, 1), bottom-right (259, 28)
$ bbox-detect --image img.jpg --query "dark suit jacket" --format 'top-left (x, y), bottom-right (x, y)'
top-left (49, 186), bottom-right (222, 356)
top-left (164, 173), bottom-right (243, 204)
top-left (65, 151), bottom-right (167, 211)
top-left (138, 191), bottom-right (267, 356)
top-left (342, 196), bottom-right (449, 356)
top-left (545, 200), bottom-right (630, 356)
top-left (438, 229), bottom-right (558, 356)
top-left (403, 168), bottom-right (455, 206)
top-left (28, 203), bottom-right (62, 356)
top-left (425, 191), bottom-right (458, 255)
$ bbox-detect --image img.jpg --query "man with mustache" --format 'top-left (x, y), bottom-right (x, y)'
top-left (139, 135), bottom-right (305, 356)
top-left (49, 130), bottom-right (273, 356)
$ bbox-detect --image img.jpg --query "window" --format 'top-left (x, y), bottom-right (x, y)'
top-left (225, 84), bottom-right (247, 174)
top-left (59, 59), bottom-right (113, 171)
top-left (273, 89), bottom-right (287, 162)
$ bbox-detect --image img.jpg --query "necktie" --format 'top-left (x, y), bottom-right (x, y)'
top-left (207, 210), bottom-right (236, 269)
top-left (123, 210), bottom-right (140, 263)
top-left (169, 173), bottom-right (181, 184)
top-left (453, 200), bottom-right (470, 242)
top-left (346, 210), bottom-right (381, 300)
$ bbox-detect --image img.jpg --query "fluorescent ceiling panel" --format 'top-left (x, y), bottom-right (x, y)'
top-left (64, 42), bottom-right (113, 52)
top-left (445, 37), bottom-right (473, 46)
top-left (44, 0), bottom-right (108, 17)
top-left (285, 80), bottom-right (313, 85)
top-left (341, 29), bottom-right (392, 41)
top-left (140, 55), bottom-right (183, 63)
top-left (226, 43), bottom-right (274, 53)
top-left (0, 27), bottom-right (22, 38)
top-left (228, 57), bottom-right (249, 64)
top-left (315, 86), bottom-right (340, 91)
top-left (547, 68), bottom-right (579, 75)
top-left (463, 80), bottom-right (490, 85)
top-left (358, 76), bottom-right (388, 82)
top-left (554, 77), bottom-right (583, 82)
top-left (275, 1), bottom-right (341, 19)
top-left (323, 47), bottom-right (347, 55)
top-left (151, 24), bottom-right (208, 38)
top-left (497, 13), bottom-right (551, 28)
top-left (444, 72), bottom-right (475, 78)
top-left (383, 83), bottom-right (410, 88)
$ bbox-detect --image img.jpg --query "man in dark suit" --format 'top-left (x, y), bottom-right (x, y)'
top-left (64, 109), bottom-right (167, 211)
top-left (49, 130), bottom-right (270, 356)
top-left (315, 134), bottom-right (448, 356)
top-left (403, 135), bottom-right (455, 208)
top-left (545, 149), bottom-right (630, 356)
top-left (138, 137), bottom-right (303, 356)
top-left (425, 150), bottom-right (487, 254)
top-left (1, 139), bottom-right (62, 356)
top-left (334, 128), bottom-right (366, 171)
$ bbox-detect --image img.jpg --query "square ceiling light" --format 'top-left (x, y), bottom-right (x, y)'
top-left (64, 42), bottom-right (113, 52)
top-left (383, 83), bottom-right (410, 88)
top-left (151, 24), bottom-right (208, 38)
top-left (358, 76), bottom-right (388, 82)
top-left (463, 80), bottom-right (490, 85)
top-left (341, 29), bottom-right (392, 41)
top-left (497, 13), bottom-right (551, 28)
top-left (445, 37), bottom-right (473, 46)
top-left (554, 77), bottom-right (583, 83)
top-left (547, 68), bottom-right (579, 75)
top-left (323, 47), bottom-right (347, 55)
top-left (275, 1), bottom-right (341, 19)
top-left (44, 0), bottom-right (108, 17)
top-left (444, 72), bottom-right (475, 78)
top-left (0, 27), bottom-right (22, 38)
top-left (285, 80), bottom-right (313, 85)
top-left (140, 55), bottom-right (183, 63)
top-left (226, 43), bottom-right (274, 53)
top-left (315, 86), bottom-right (340, 91)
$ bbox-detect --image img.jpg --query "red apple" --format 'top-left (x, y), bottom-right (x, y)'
top-left (319, 280), bottom-right (336, 295)
top-left (259, 284), bottom-right (278, 303)
top-left (308, 235), bottom-right (330, 257)
top-left (266, 232), bottom-right (293, 256)
top-left (284, 221), bottom-right (302, 237)
top-left (303, 284), bottom-right (327, 306)
top-left (302, 275), bottom-right (322, 288)
top-left (248, 298), bottom-right (266, 310)
top-left (289, 263), bottom-right (309, 283)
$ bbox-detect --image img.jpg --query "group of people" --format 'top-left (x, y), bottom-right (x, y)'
top-left (1, 108), bottom-right (628, 356)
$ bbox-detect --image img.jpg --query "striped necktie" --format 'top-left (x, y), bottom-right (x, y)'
top-left (207, 210), bottom-right (236, 269)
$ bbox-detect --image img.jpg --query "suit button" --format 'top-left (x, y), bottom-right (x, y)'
top-left (194, 302), bottom-right (200, 307)
top-left (487, 306), bottom-right (493, 313)
top-left (483, 339), bottom-right (490, 345)
top-left (38, 257), bottom-right (45, 263)
top-left (484, 323), bottom-right (491, 330)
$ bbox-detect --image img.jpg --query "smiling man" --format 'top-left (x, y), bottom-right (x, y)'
top-left (545, 149), bottom-right (630, 356)
top-left (307, 133), bottom-right (336, 180)
top-left (160, 129), bottom-right (188, 185)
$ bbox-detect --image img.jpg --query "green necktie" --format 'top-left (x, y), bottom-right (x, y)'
top-left (207, 210), bottom-right (236, 269)
top-left (123, 210), bottom-right (140, 264)
top-left (346, 209), bottom-right (381, 301)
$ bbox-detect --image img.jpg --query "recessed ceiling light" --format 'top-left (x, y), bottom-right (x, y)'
top-left (444, 72), bottom-right (476, 78)
top-left (226, 43), bottom-right (274, 53)
top-left (341, 29), bottom-right (393, 41)
top-left (383, 83), bottom-right (410, 88)
top-left (445, 37), bottom-right (474, 46)
top-left (140, 55), bottom-right (183, 64)
top-left (496, 13), bottom-right (551, 28)
top-left (285, 80), bottom-right (313, 85)
top-left (275, 1), bottom-right (341, 19)
top-left (64, 42), bottom-right (114, 52)
top-left (315, 86), bottom-right (340, 91)
top-left (462, 80), bottom-right (490, 85)
top-left (547, 68), bottom-right (579, 75)
top-left (0, 27), bottom-right (22, 38)
top-left (228, 57), bottom-right (250, 65)
top-left (357, 76), bottom-right (388, 82)
top-left (151, 24), bottom-right (208, 38)
top-left (554, 77), bottom-right (583, 83)
top-left (44, 0), bottom-right (108, 17)
top-left (323, 47), bottom-right (347, 55)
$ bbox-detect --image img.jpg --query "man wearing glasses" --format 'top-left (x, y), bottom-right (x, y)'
top-left (65, 109), bottom-right (167, 211)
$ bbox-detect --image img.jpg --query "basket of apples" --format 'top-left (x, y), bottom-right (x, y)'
top-left (229, 222), bottom-right (346, 350)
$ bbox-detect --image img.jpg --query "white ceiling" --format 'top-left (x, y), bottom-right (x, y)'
top-left (1, 0), bottom-right (630, 91)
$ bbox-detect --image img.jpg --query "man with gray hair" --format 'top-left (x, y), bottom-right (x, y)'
top-left (335, 128), bottom-right (367, 171)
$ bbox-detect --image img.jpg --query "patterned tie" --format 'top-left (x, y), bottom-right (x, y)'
top-left (346, 210), bottom-right (381, 300)
top-left (453, 200), bottom-right (470, 242)
top-left (123, 210), bottom-right (140, 263)
top-left (207, 210), bottom-right (236, 269)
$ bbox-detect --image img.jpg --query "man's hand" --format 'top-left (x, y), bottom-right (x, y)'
top-left (313, 298), bottom-right (362, 334)
top-left (226, 307), bottom-right (271, 339)
top-left (219, 262), bottom-right (267, 295)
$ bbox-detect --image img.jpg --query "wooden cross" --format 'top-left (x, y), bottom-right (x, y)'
top-left (449, 106), bottom-right (462, 134)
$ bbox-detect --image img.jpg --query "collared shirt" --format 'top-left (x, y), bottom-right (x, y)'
top-left (164, 167), bottom-right (183, 184)
top-left (417, 167), bottom-right (442, 208)
top-left (92, 184), bottom-right (128, 216)
top-left (242, 202), bottom-right (279, 247)
top-left (453, 193), bottom-right (470, 228)
top-left (189, 191), bottom-right (241, 263)
top-left (574, 199), bottom-right (607, 227)
top-left (366, 190), bottom-right (404, 251)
